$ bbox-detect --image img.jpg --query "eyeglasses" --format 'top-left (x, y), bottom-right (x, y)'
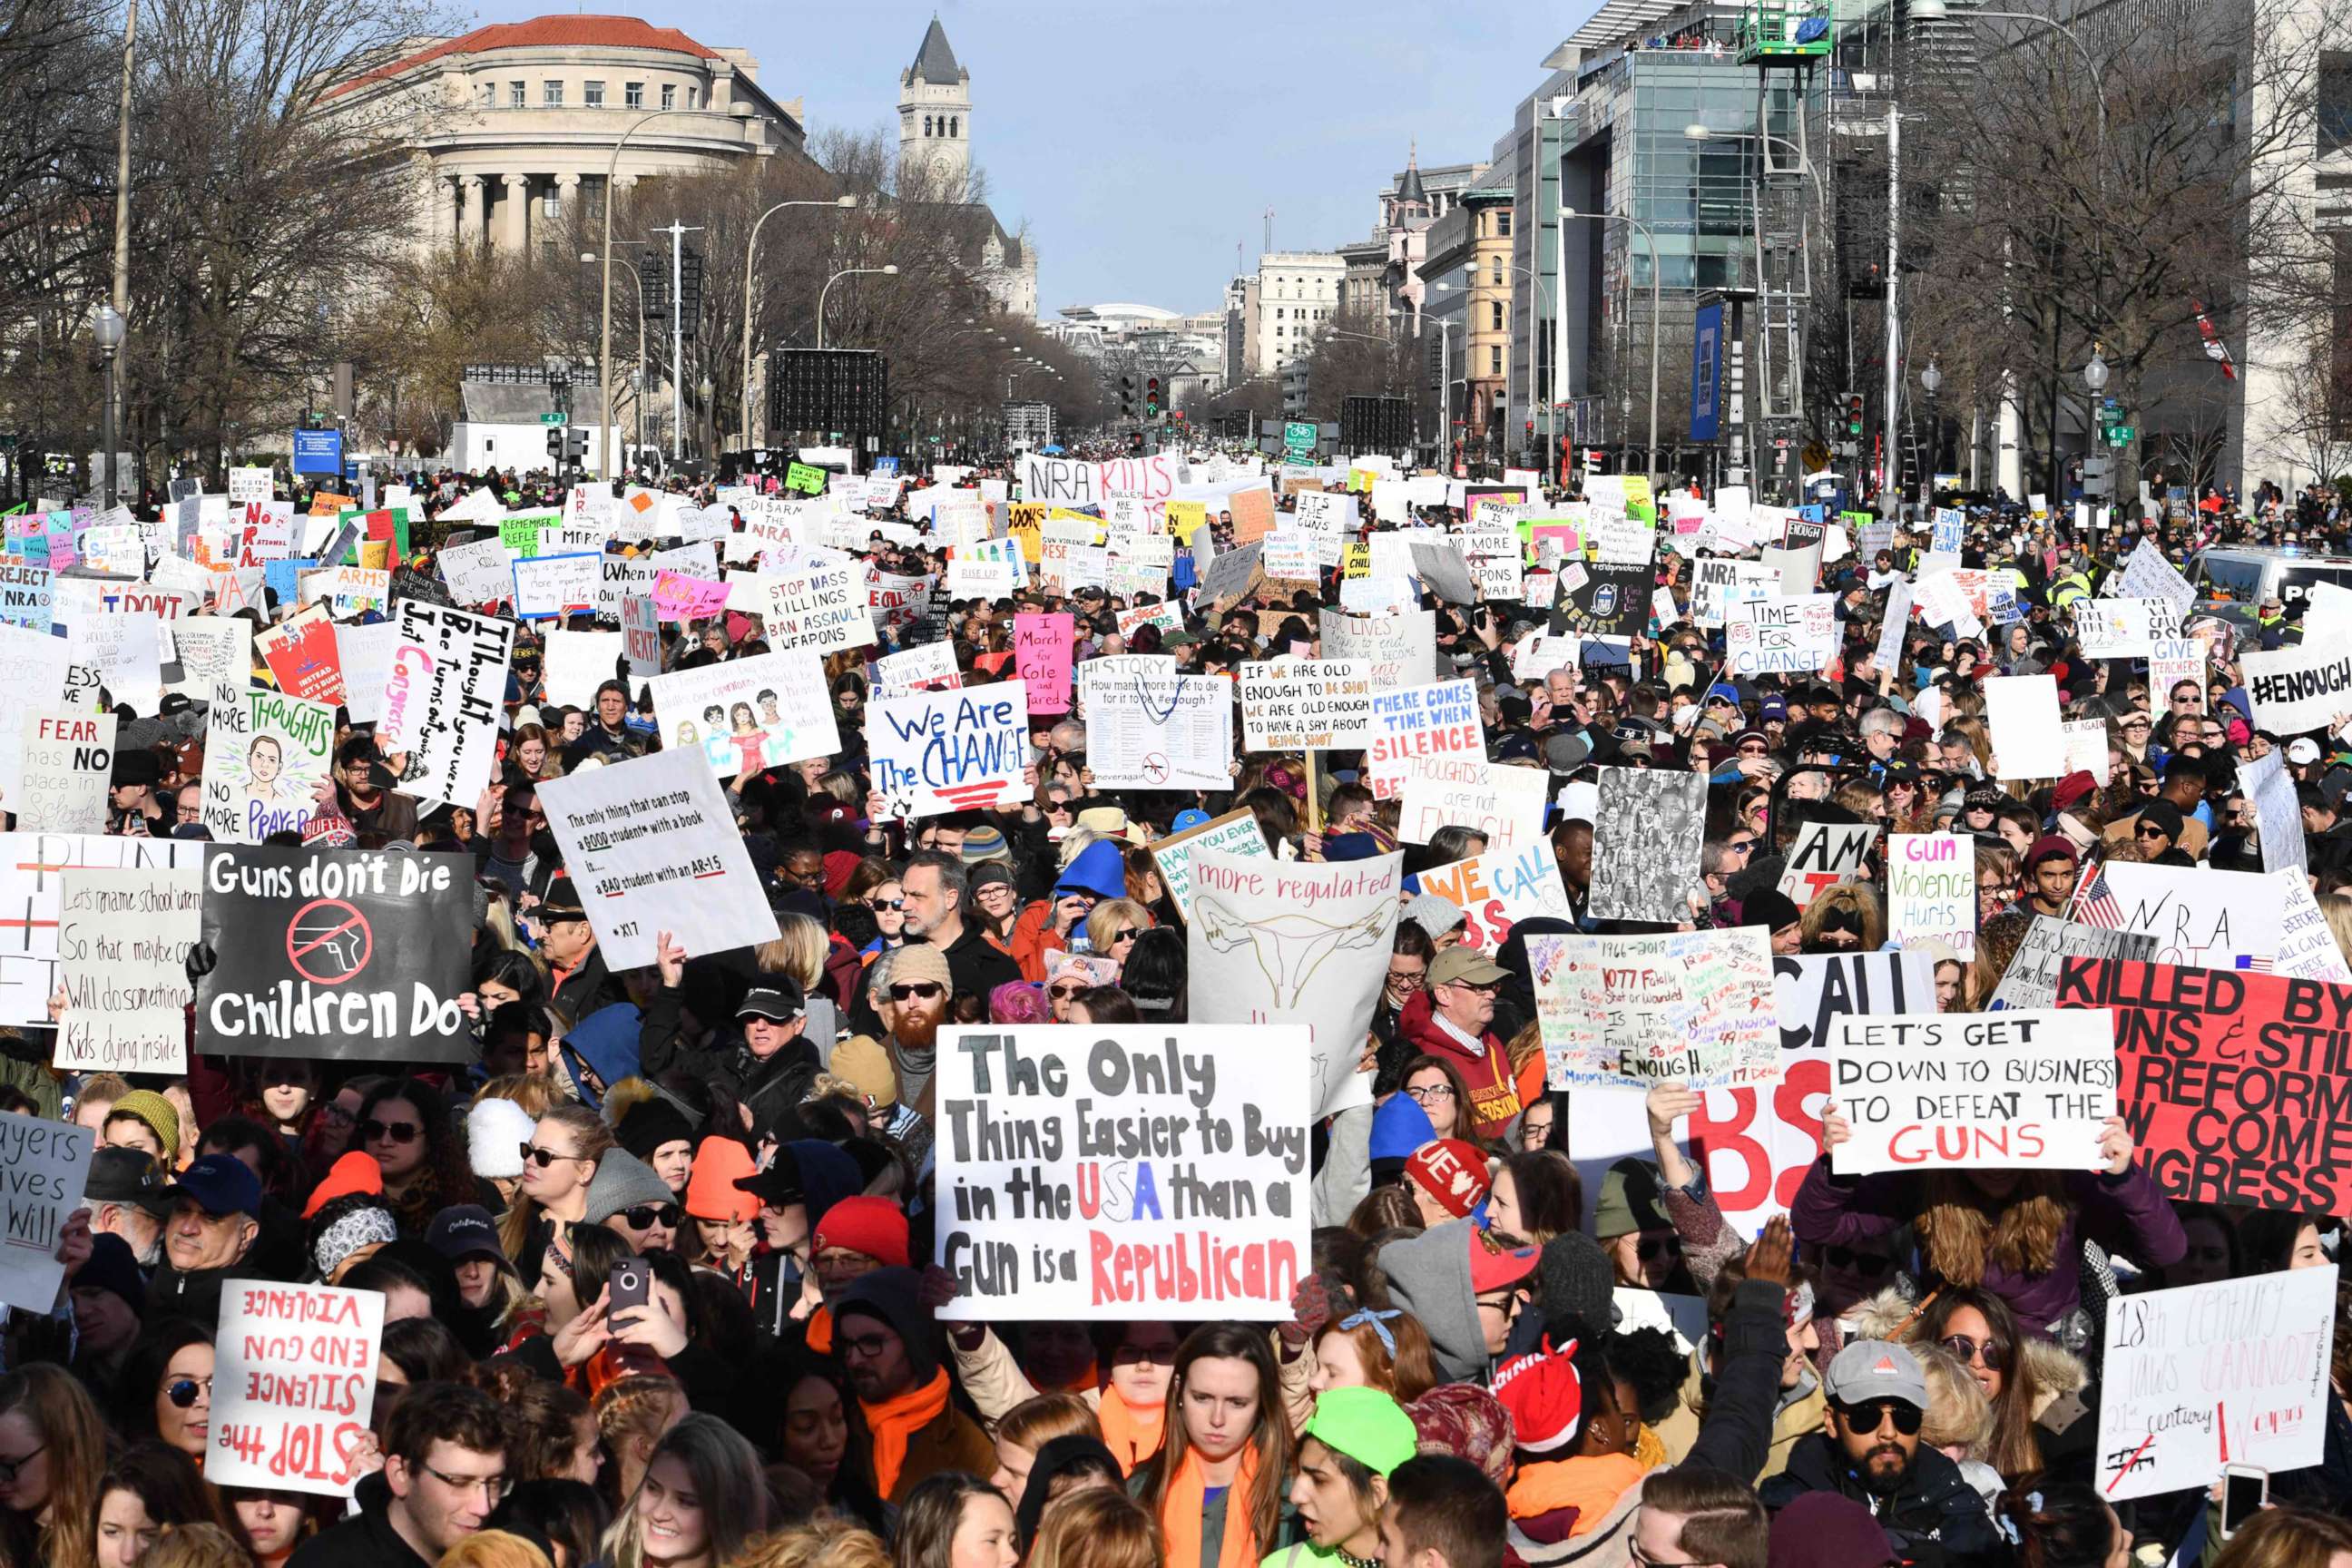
top-left (0, 1446), bottom-right (43, 1483)
top-left (1940, 1333), bottom-right (2007, 1368)
top-left (418, 1462), bottom-right (511, 1501)
top-left (1387, 967), bottom-right (1426, 990)
top-left (866, 898), bottom-right (903, 911)
top-left (621, 1203), bottom-right (682, 1230)
top-left (521, 1143), bottom-right (587, 1169)
top-left (1635, 1234), bottom-right (1683, 1262)
top-left (360, 1119), bottom-right (419, 1143)
top-left (1837, 1398), bottom-right (1925, 1436)
top-left (1631, 1540), bottom-right (1708, 1568)
top-left (838, 1331), bottom-right (896, 1360)
top-left (164, 1377), bottom-right (213, 1408)
top-left (888, 982), bottom-right (946, 1002)
top-left (1048, 983), bottom-right (1088, 999)
top-left (1825, 1246), bottom-right (1893, 1277)
top-left (1405, 1084), bottom-right (1455, 1103)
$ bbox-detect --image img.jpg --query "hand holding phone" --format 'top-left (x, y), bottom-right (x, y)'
top-left (2221, 1465), bottom-right (2268, 1539)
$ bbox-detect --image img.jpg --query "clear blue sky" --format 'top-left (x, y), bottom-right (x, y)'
top-left (457, 0), bottom-right (1591, 319)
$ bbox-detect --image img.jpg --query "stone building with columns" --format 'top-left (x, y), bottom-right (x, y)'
top-left (317, 15), bottom-right (807, 255)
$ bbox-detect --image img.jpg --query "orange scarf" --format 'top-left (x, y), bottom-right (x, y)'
top-left (1159, 1442), bottom-right (1261, 1568)
top-left (1504, 1453), bottom-right (1651, 1534)
top-left (1099, 1384), bottom-right (1165, 1475)
top-left (806, 1305), bottom-right (833, 1356)
top-left (862, 1367), bottom-right (950, 1499)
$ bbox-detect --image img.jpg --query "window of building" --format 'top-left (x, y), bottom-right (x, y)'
top-left (949, 116), bottom-right (958, 137)
top-left (1491, 301), bottom-right (1504, 332)
top-left (478, 82), bottom-right (495, 106)
top-left (924, 115), bottom-right (933, 135)
top-left (1491, 346), bottom-right (1504, 375)
top-left (684, 87), bottom-right (697, 108)
top-left (1497, 210), bottom-right (1513, 236)
top-left (1492, 259), bottom-right (1504, 286)
top-left (625, 82), bottom-right (643, 109)
top-left (583, 81), bottom-right (604, 107)
top-left (661, 83), bottom-right (675, 110)
top-left (1276, 327), bottom-right (1285, 338)
top-left (543, 80), bottom-right (563, 106)
top-left (2324, 53), bottom-right (2352, 154)
top-left (542, 188), bottom-right (561, 217)
top-left (509, 80), bottom-right (526, 107)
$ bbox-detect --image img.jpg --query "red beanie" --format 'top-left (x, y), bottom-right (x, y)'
top-left (812, 1194), bottom-right (911, 1268)
top-left (303, 1150), bottom-right (384, 1219)
top-left (1489, 1337), bottom-right (1584, 1454)
top-left (1403, 1140), bottom-right (1491, 1220)
top-left (683, 1137), bottom-right (760, 1223)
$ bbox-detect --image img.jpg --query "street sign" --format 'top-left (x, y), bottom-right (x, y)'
top-left (1282, 420), bottom-right (1317, 462)
top-left (2106, 426), bottom-right (2135, 446)
top-left (540, 413), bottom-right (566, 426)
top-left (290, 428), bottom-right (342, 475)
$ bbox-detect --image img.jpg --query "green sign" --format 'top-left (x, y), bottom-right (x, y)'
top-left (785, 461), bottom-right (827, 495)
top-left (2106, 426), bottom-right (2136, 446)
top-left (539, 412), bottom-right (566, 426)
top-left (1282, 420), bottom-right (1317, 456)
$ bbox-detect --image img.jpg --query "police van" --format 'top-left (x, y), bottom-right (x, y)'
top-left (2183, 546), bottom-right (2352, 614)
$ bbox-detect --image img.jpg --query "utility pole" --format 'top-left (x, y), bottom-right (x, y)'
top-left (655, 219), bottom-right (701, 465)
top-left (1880, 109), bottom-right (1902, 519)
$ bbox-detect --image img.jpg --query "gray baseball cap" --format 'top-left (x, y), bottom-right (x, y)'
top-left (1826, 1339), bottom-right (1927, 1408)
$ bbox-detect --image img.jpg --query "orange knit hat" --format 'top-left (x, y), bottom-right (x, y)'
top-left (682, 1136), bottom-right (760, 1223)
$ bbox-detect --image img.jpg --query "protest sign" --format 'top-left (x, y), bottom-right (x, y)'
top-left (760, 564), bottom-right (874, 657)
top-left (1984, 674), bottom-right (2067, 779)
top-left (2242, 637), bottom-right (2352, 735)
top-left (647, 649), bottom-right (839, 779)
top-left (2075, 597), bottom-right (2179, 659)
top-left (511, 552), bottom-right (603, 620)
top-left (2239, 747), bottom-right (2305, 874)
top-left (0, 1119), bottom-right (90, 1311)
top-left (380, 603), bottom-right (513, 809)
top-left (15, 711), bottom-right (113, 834)
top-left (1533, 926), bottom-right (1777, 1089)
top-left (1014, 612), bottom-right (1074, 715)
top-left (544, 629), bottom-right (622, 710)
top-left (332, 623), bottom-right (396, 725)
top-left (536, 748), bottom-right (781, 971)
top-left (0, 564), bottom-right (51, 629)
top-left (65, 610), bottom-right (161, 711)
top-left (195, 845), bottom-right (475, 1061)
top-left (868, 683), bottom-right (1029, 818)
top-left (1587, 768), bottom-right (1708, 924)
top-left (1773, 821), bottom-right (1877, 909)
top-left (2273, 869), bottom-right (2352, 984)
top-left (0, 834), bottom-right (204, 1024)
top-left (54, 865), bottom-right (201, 1073)
top-left (652, 569), bottom-right (731, 623)
top-left (0, 626), bottom-right (73, 807)
top-left (1080, 656), bottom-right (1231, 791)
top-left (202, 688), bottom-right (333, 844)
top-left (1990, 917), bottom-right (2158, 1010)
top-left (435, 538), bottom-right (510, 606)
top-left (622, 593), bottom-right (662, 687)
top-left (1397, 757), bottom-right (1549, 857)
top-left (1187, 849), bottom-right (1396, 1121)
top-left (1364, 680), bottom-right (1483, 801)
top-left (872, 642), bottom-right (962, 701)
top-left (1318, 609), bottom-right (1436, 689)
top-left (1724, 595), bottom-right (1837, 676)
top-left (255, 605), bottom-right (343, 707)
top-left (1549, 561), bottom-right (1651, 637)
top-left (597, 558), bottom-right (653, 622)
top-left (2094, 1266), bottom-right (2339, 1502)
top-left (2116, 536), bottom-right (2198, 612)
top-left (1690, 559), bottom-right (1778, 630)
top-left (2149, 638), bottom-right (2206, 714)
top-left (1238, 660), bottom-right (1375, 751)
top-left (1151, 809), bottom-right (1269, 920)
top-left (932, 1026), bottom-right (1308, 1321)
top-left (2094, 862), bottom-right (2280, 970)
top-left (1886, 834), bottom-right (1976, 958)
top-left (229, 466), bottom-right (273, 503)
top-left (210, 1279), bottom-right (386, 1496)
top-left (1827, 1009), bottom-right (2116, 1175)
top-left (1415, 838), bottom-right (1575, 950)
top-left (2059, 957), bottom-right (2352, 1210)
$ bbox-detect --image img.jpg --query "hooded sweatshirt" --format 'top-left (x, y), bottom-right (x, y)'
top-left (1376, 1220), bottom-right (1486, 1381)
top-left (835, 1267), bottom-right (994, 1500)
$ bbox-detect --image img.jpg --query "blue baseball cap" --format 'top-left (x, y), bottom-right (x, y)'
top-left (163, 1152), bottom-right (262, 1219)
top-left (1171, 808), bottom-right (1211, 833)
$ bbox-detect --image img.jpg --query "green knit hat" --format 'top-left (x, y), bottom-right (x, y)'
top-left (106, 1090), bottom-right (181, 1165)
top-left (1301, 1387), bottom-right (1419, 1477)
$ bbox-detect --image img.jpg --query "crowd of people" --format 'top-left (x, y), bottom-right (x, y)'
top-left (0, 446), bottom-right (2348, 1568)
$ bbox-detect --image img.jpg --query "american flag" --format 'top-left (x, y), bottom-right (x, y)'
top-left (2070, 859), bottom-right (2124, 930)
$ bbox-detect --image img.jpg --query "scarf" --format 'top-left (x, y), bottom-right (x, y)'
top-left (1160, 1442), bottom-right (1262, 1568)
top-left (862, 1366), bottom-right (950, 1499)
top-left (1504, 1452), bottom-right (1651, 1534)
top-left (1099, 1384), bottom-right (1165, 1475)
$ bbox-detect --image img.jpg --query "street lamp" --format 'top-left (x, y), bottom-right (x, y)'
top-left (1908, 1), bottom-right (2106, 173)
top-left (601, 103), bottom-right (754, 477)
top-left (816, 266), bottom-right (897, 350)
top-left (1682, 123), bottom-right (1829, 227)
top-left (2082, 348), bottom-right (2108, 394)
top-left (92, 305), bottom-right (124, 507)
top-left (1562, 207), bottom-right (1661, 483)
top-left (584, 250), bottom-right (651, 471)
top-left (741, 194), bottom-right (858, 447)
top-left (1920, 358), bottom-right (1942, 491)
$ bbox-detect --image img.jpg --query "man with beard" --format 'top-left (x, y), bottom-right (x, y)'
top-left (85, 1146), bottom-right (169, 1268)
top-left (1760, 1341), bottom-right (2001, 1567)
top-left (832, 1265), bottom-right (993, 1503)
top-left (899, 850), bottom-right (1021, 1004)
top-left (857, 947), bottom-right (946, 1172)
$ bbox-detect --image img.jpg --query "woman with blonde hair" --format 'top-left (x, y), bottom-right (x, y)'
top-left (989, 1392), bottom-right (1102, 1504)
top-left (760, 913), bottom-right (839, 1048)
top-left (134, 1524), bottom-right (252, 1568)
top-left (435, 1530), bottom-right (554, 1568)
top-left (1082, 898), bottom-right (1152, 965)
top-left (594, 1376), bottom-right (690, 1508)
top-left (0, 1364), bottom-right (108, 1568)
top-left (2210, 1504), bottom-right (2352, 1568)
top-left (603, 1414), bottom-right (770, 1568)
top-left (1798, 882), bottom-right (1883, 955)
top-left (1025, 1489), bottom-right (1161, 1568)
top-left (501, 1103), bottom-right (614, 1287)
top-left (1911, 1343), bottom-right (2002, 1509)
top-left (733, 1514), bottom-right (891, 1568)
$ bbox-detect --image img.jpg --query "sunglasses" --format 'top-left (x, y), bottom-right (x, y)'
top-left (1824, 1245), bottom-right (1893, 1276)
top-left (1048, 983), bottom-right (1088, 999)
top-left (1635, 1234), bottom-right (1683, 1262)
top-left (361, 1119), bottom-right (419, 1143)
top-left (521, 1143), bottom-right (583, 1169)
top-left (164, 1377), bottom-right (213, 1409)
top-left (622, 1203), bottom-right (682, 1230)
top-left (1838, 1398), bottom-right (1925, 1436)
top-left (867, 898), bottom-right (903, 911)
top-left (2134, 823), bottom-right (2169, 838)
top-left (888, 982), bottom-right (945, 1002)
top-left (1940, 1332), bottom-right (2007, 1367)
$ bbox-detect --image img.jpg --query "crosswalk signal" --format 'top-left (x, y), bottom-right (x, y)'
top-left (546, 427), bottom-right (564, 461)
top-left (1145, 376), bottom-right (1161, 418)
top-left (1843, 391), bottom-right (1866, 439)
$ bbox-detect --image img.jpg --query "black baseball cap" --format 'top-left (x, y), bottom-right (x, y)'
top-left (737, 982), bottom-right (807, 1024)
top-left (85, 1147), bottom-right (172, 1218)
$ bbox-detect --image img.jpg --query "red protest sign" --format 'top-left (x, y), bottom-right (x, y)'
top-left (2054, 956), bottom-right (2352, 1213)
top-left (256, 606), bottom-right (344, 708)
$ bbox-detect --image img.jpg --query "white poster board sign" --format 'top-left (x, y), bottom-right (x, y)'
top-left (55, 865), bottom-right (201, 1073)
top-left (0, 1120), bottom-right (91, 1311)
top-left (1828, 1009), bottom-right (2115, 1175)
top-left (210, 1280), bottom-right (387, 1497)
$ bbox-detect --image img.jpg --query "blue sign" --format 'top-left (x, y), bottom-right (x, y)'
top-left (291, 428), bottom-right (343, 475)
top-left (871, 456), bottom-right (900, 478)
top-left (1689, 303), bottom-right (1722, 443)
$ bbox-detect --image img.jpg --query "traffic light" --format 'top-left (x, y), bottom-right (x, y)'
top-left (1145, 376), bottom-right (1161, 418)
top-left (1842, 391), bottom-right (1867, 439)
top-left (1120, 376), bottom-right (1136, 418)
top-left (546, 427), bottom-right (564, 462)
top-left (565, 426), bottom-right (590, 466)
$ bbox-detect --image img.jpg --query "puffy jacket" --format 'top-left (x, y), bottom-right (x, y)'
top-left (1759, 1433), bottom-right (2005, 1568)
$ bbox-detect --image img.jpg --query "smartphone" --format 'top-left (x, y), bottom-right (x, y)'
top-left (608, 1258), bottom-right (651, 1318)
top-left (2221, 1465), bottom-right (2269, 1539)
